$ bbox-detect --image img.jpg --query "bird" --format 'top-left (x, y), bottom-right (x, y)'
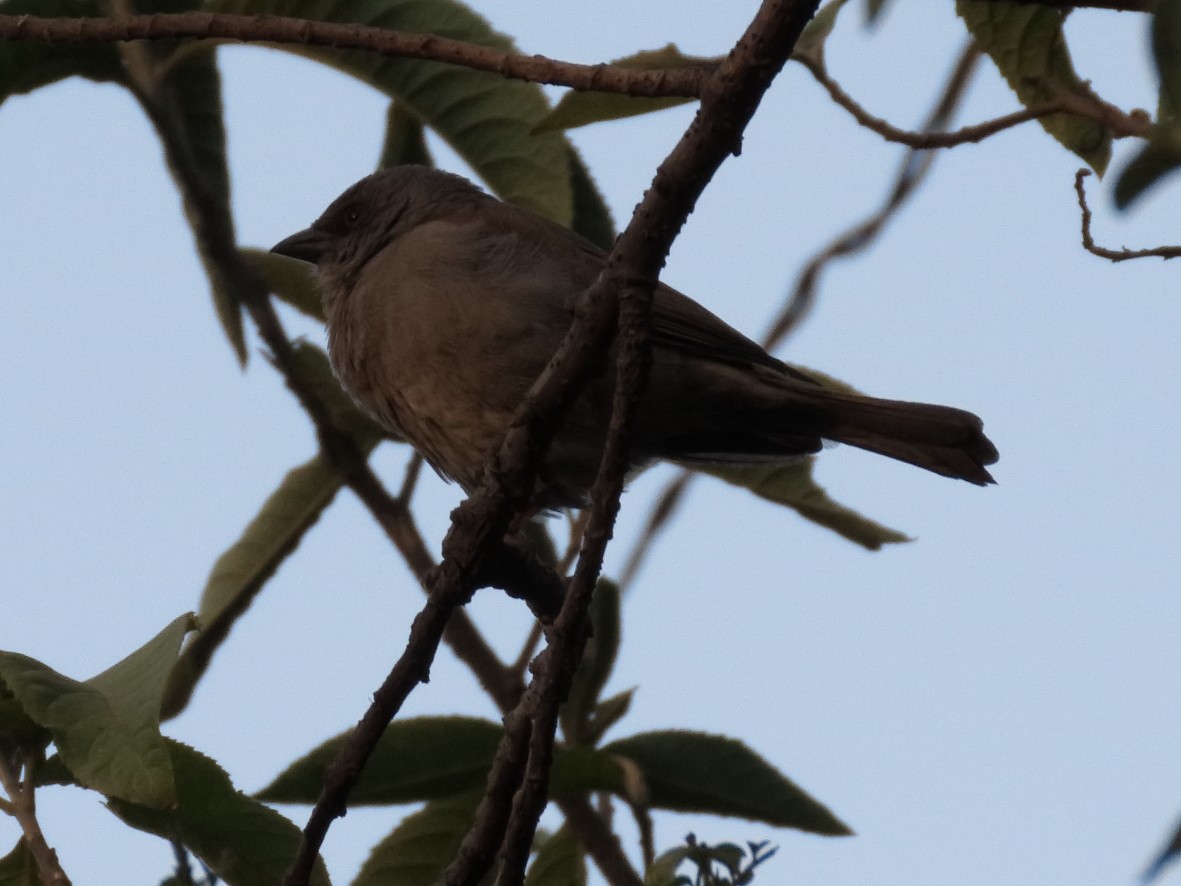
top-left (271, 165), bottom-right (998, 510)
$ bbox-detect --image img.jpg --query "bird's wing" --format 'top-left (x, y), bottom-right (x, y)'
top-left (649, 284), bottom-right (806, 376)
top-left (526, 207), bottom-right (818, 384)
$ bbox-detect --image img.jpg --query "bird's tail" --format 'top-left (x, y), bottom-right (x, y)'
top-left (779, 386), bottom-right (999, 485)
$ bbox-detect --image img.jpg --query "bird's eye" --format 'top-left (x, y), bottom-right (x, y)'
top-left (345, 206), bottom-right (362, 225)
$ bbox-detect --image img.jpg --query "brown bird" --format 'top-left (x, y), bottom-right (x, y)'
top-left (271, 166), bottom-right (997, 509)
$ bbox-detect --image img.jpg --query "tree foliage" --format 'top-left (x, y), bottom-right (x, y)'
top-left (1, 1), bottom-right (1178, 884)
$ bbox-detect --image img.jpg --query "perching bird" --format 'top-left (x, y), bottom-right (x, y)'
top-left (271, 166), bottom-right (997, 509)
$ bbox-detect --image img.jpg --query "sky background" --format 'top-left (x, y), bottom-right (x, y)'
top-left (3, 2), bottom-right (1181, 885)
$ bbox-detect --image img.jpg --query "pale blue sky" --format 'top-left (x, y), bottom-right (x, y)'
top-left (3, 2), bottom-right (1180, 884)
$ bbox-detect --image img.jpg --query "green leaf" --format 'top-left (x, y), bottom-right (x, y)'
top-left (0, 0), bottom-right (123, 107)
top-left (259, 716), bottom-right (627, 806)
top-left (644, 847), bottom-right (690, 886)
top-left (29, 754), bottom-right (78, 789)
top-left (561, 579), bottom-right (622, 744)
top-left (0, 615), bottom-right (195, 808)
top-left (109, 740), bottom-right (330, 886)
top-left (163, 442), bottom-right (373, 720)
top-left (548, 745), bottom-right (626, 798)
top-left (353, 793), bottom-right (487, 886)
top-left (956, 0), bottom-right (1112, 174)
top-left (536, 45), bottom-right (713, 133)
top-left (0, 840), bottom-right (43, 886)
top-left (602, 731), bottom-right (851, 836)
top-left (524, 827), bottom-right (586, 886)
top-left (282, 340), bottom-right (389, 442)
top-left (258, 716), bottom-right (504, 805)
top-left (153, 43), bottom-right (246, 363)
top-left (239, 247), bottom-right (324, 321)
top-left (567, 147), bottom-right (616, 252)
top-left (693, 457), bottom-right (909, 550)
top-left (207, 0), bottom-right (573, 223)
top-left (792, 0), bottom-right (850, 64)
top-left (1114, 130), bottom-right (1181, 208)
top-left (583, 688), bottom-right (634, 746)
top-left (0, 678), bottom-right (50, 756)
top-left (1115, 0), bottom-right (1181, 208)
top-left (1154, 0), bottom-right (1181, 122)
top-left (379, 101), bottom-right (434, 169)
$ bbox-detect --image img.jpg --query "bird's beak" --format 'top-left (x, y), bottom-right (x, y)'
top-left (270, 227), bottom-right (333, 264)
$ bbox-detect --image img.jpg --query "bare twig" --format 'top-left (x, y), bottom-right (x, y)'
top-left (0, 756), bottom-right (71, 885)
top-left (769, 40), bottom-right (980, 358)
top-left (630, 801), bottom-right (656, 872)
top-left (619, 470), bottom-right (692, 592)
top-left (799, 52), bottom-right (1149, 149)
top-left (554, 795), bottom-right (641, 886)
top-left (1075, 169), bottom-right (1181, 261)
top-left (801, 55), bottom-right (1061, 148)
top-left (395, 451), bottom-right (425, 505)
top-left (0, 13), bottom-right (706, 97)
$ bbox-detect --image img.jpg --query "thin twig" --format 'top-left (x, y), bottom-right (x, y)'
top-left (0, 13), bottom-right (706, 97)
top-left (1075, 169), bottom-right (1181, 261)
top-left (395, 451), bottom-right (425, 505)
top-left (798, 54), bottom-right (1149, 148)
top-left (618, 471), bottom-right (692, 592)
top-left (769, 40), bottom-right (980, 355)
top-left (630, 801), bottom-right (656, 872)
top-left (0, 756), bottom-right (71, 885)
top-left (170, 841), bottom-right (196, 886)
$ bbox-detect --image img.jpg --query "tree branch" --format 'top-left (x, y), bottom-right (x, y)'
top-left (0, 755), bottom-right (71, 885)
top-left (1074, 169), bottom-right (1181, 261)
top-left (0, 13), bottom-right (706, 97)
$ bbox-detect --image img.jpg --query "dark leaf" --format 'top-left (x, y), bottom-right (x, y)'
top-left (109, 740), bottom-right (330, 886)
top-left (352, 793), bottom-right (488, 886)
top-left (548, 745), bottom-right (626, 798)
top-left (0, 840), bottom-right (43, 886)
top-left (152, 42), bottom-right (245, 362)
top-left (567, 146), bottom-right (616, 252)
top-left (1114, 132), bottom-right (1181, 208)
top-left (240, 247), bottom-right (323, 321)
top-left (379, 101), bottom-right (434, 168)
top-left (281, 340), bottom-right (389, 441)
top-left (258, 716), bottom-right (503, 805)
top-left (1154, 0), bottom-right (1181, 122)
top-left (561, 579), bottom-right (622, 744)
top-left (693, 456), bottom-right (909, 550)
top-left (524, 827), bottom-right (586, 886)
top-left (0, 0), bottom-right (123, 107)
top-left (583, 688), bottom-right (635, 747)
top-left (0, 678), bottom-right (50, 756)
top-left (603, 731), bottom-right (851, 836)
